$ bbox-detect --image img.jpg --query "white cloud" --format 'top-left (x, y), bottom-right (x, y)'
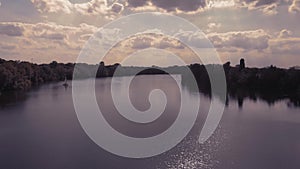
top-left (206, 22), bottom-right (222, 32)
top-left (207, 0), bottom-right (235, 8)
top-left (0, 22), bottom-right (98, 63)
top-left (206, 28), bottom-right (300, 67)
top-left (208, 29), bottom-right (270, 51)
top-left (173, 30), bottom-right (212, 48)
top-left (289, 0), bottom-right (300, 13)
top-left (278, 29), bottom-right (293, 38)
top-left (31, 0), bottom-right (124, 17)
top-left (119, 34), bottom-right (184, 50)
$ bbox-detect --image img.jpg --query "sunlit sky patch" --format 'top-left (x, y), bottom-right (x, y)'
top-left (207, 0), bottom-right (236, 8)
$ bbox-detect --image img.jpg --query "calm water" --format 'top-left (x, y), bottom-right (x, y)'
top-left (0, 75), bottom-right (300, 169)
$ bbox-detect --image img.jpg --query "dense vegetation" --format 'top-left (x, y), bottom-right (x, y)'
top-left (187, 62), bottom-right (300, 107)
top-left (0, 59), bottom-right (73, 91)
top-left (0, 58), bottom-right (299, 107)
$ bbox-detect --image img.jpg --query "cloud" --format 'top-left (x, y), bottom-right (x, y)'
top-left (127, 0), bottom-right (148, 7)
top-left (124, 34), bottom-right (184, 49)
top-left (111, 2), bottom-right (124, 13)
top-left (31, 0), bottom-right (72, 13)
top-left (31, 0), bottom-right (124, 17)
top-left (79, 34), bottom-right (93, 42)
top-left (103, 33), bottom-right (200, 65)
top-left (173, 30), bottom-right (213, 48)
top-left (208, 29), bottom-right (270, 51)
top-left (289, 0), bottom-right (300, 13)
top-left (126, 0), bottom-right (207, 13)
top-left (206, 22), bottom-right (222, 32)
top-left (17, 22), bottom-right (97, 51)
top-left (261, 3), bottom-right (278, 15)
top-left (0, 42), bottom-right (17, 50)
top-left (127, 0), bottom-right (236, 13)
top-left (206, 0), bottom-right (236, 8)
top-left (151, 0), bottom-right (206, 12)
top-left (237, 0), bottom-right (278, 7)
top-left (0, 21), bottom-right (99, 63)
top-left (270, 37), bottom-right (300, 55)
top-left (236, 0), bottom-right (283, 15)
top-left (278, 29), bottom-right (292, 38)
top-left (0, 23), bottom-right (25, 36)
top-left (125, 0), bottom-right (285, 15)
top-left (130, 36), bottom-right (152, 49)
top-left (30, 0), bottom-right (292, 16)
top-left (205, 28), bottom-right (300, 67)
top-left (255, 0), bottom-right (278, 7)
top-left (156, 37), bottom-right (184, 49)
top-left (29, 23), bottom-right (71, 40)
top-left (39, 32), bottom-right (66, 40)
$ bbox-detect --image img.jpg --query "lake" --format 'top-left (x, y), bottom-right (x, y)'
top-left (0, 75), bottom-right (300, 169)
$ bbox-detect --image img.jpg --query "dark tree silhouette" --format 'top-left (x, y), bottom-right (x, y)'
top-left (0, 58), bottom-right (299, 107)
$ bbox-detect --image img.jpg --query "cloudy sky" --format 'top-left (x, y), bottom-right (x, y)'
top-left (0, 0), bottom-right (299, 67)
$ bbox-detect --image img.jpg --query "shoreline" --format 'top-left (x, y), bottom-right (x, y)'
top-left (0, 58), bottom-right (299, 101)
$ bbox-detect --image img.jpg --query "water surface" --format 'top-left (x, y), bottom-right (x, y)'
top-left (0, 75), bottom-right (300, 169)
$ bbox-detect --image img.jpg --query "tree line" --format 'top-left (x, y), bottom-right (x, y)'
top-left (0, 58), bottom-right (299, 98)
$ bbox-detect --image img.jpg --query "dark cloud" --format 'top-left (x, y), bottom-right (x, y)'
top-left (127, 0), bottom-right (206, 12)
top-left (242, 0), bottom-right (286, 9)
top-left (111, 3), bottom-right (124, 13)
top-left (238, 0), bottom-right (282, 15)
top-left (125, 0), bottom-right (285, 15)
top-left (0, 23), bottom-right (24, 36)
top-left (151, 0), bottom-right (206, 12)
top-left (127, 0), bottom-right (148, 7)
top-left (255, 0), bottom-right (278, 7)
top-left (240, 0), bottom-right (279, 6)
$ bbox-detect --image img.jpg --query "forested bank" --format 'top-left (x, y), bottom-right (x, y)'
top-left (0, 58), bottom-right (299, 100)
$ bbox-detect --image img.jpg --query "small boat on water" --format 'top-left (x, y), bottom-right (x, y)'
top-left (63, 76), bottom-right (69, 87)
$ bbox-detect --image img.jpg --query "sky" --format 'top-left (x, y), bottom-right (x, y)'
top-left (0, 0), bottom-right (299, 67)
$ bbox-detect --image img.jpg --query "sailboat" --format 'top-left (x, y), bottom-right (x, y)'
top-left (63, 76), bottom-right (69, 87)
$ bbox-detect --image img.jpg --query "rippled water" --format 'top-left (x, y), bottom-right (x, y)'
top-left (0, 75), bottom-right (299, 169)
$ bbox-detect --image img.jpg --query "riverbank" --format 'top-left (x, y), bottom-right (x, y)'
top-left (0, 58), bottom-right (299, 101)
